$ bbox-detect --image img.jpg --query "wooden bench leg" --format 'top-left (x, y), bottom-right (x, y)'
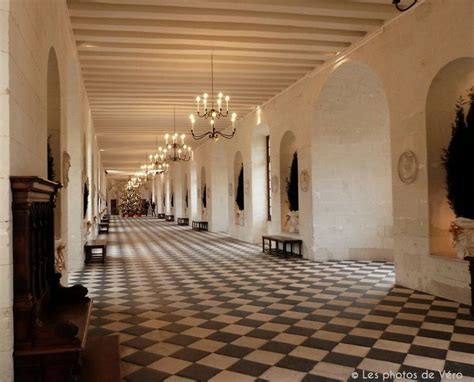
top-left (85, 248), bottom-right (91, 265)
top-left (102, 247), bottom-right (106, 264)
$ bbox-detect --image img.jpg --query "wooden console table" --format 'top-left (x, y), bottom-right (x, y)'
top-left (262, 235), bottom-right (303, 258)
top-left (177, 217), bottom-right (189, 226)
top-left (192, 221), bottom-right (208, 231)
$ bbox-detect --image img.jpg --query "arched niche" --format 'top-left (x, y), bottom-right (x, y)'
top-left (201, 166), bottom-right (207, 219)
top-left (426, 57), bottom-right (474, 257)
top-left (47, 47), bottom-right (62, 239)
top-left (279, 131), bottom-right (297, 233)
top-left (234, 151), bottom-right (244, 225)
top-left (251, 124), bottom-right (271, 240)
top-left (312, 61), bottom-right (393, 260)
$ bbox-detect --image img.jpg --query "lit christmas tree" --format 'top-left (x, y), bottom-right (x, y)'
top-left (120, 184), bottom-right (142, 216)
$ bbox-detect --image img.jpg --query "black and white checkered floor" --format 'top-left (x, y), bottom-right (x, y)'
top-left (70, 217), bottom-right (474, 382)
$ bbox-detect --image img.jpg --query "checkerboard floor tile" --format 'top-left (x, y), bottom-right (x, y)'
top-left (70, 217), bottom-right (474, 382)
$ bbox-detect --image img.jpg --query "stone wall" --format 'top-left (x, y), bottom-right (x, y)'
top-left (184, 0), bottom-right (473, 304)
top-left (1, 0), bottom-right (103, 380)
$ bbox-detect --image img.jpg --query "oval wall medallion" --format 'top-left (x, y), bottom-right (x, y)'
top-left (300, 169), bottom-right (310, 192)
top-left (271, 175), bottom-right (279, 194)
top-left (398, 150), bottom-right (418, 184)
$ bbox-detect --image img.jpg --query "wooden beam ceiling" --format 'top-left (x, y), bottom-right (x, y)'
top-left (67, 0), bottom-right (399, 173)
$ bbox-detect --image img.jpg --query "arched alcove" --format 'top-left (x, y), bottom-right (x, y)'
top-left (47, 47), bottom-right (62, 239)
top-left (312, 61), bottom-right (393, 260)
top-left (201, 166), bottom-right (207, 220)
top-left (426, 57), bottom-right (474, 257)
top-left (251, 124), bottom-right (271, 241)
top-left (279, 131), bottom-right (297, 233)
top-left (234, 151), bottom-right (244, 225)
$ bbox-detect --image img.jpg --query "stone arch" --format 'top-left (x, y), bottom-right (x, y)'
top-left (312, 61), bottom-right (393, 261)
top-left (279, 130), bottom-right (297, 233)
top-left (47, 47), bottom-right (62, 239)
top-left (426, 57), bottom-right (474, 257)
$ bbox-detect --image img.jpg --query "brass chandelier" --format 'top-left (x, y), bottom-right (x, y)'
top-left (163, 107), bottom-right (192, 162)
top-left (190, 53), bottom-right (237, 141)
top-left (146, 138), bottom-right (170, 173)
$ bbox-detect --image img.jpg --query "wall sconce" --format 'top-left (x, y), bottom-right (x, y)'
top-left (392, 0), bottom-right (417, 12)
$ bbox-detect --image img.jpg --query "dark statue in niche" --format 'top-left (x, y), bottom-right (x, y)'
top-left (286, 151), bottom-right (299, 212)
top-left (236, 164), bottom-right (244, 211)
top-left (202, 185), bottom-right (207, 209)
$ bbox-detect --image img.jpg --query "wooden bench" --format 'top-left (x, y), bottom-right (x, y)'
top-left (79, 335), bottom-right (121, 382)
top-left (165, 214), bottom-right (175, 222)
top-left (262, 235), bottom-right (303, 258)
top-left (177, 217), bottom-right (189, 226)
top-left (192, 221), bottom-right (208, 231)
top-left (98, 222), bottom-right (109, 233)
top-left (85, 239), bottom-right (107, 264)
top-left (157, 213), bottom-right (166, 219)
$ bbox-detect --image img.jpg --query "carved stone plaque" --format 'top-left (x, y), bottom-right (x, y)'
top-left (398, 150), bottom-right (417, 184)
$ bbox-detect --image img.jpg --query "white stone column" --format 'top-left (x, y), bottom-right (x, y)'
top-left (174, 163), bottom-right (183, 218)
top-left (210, 144), bottom-right (228, 232)
top-left (165, 173), bottom-right (171, 215)
top-left (66, 63), bottom-right (84, 271)
top-left (0, 2), bottom-right (13, 379)
top-left (190, 162), bottom-right (198, 220)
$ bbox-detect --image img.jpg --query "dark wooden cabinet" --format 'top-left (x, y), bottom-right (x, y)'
top-left (11, 177), bottom-right (92, 382)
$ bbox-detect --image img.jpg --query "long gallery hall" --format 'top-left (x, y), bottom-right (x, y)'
top-left (1, 1), bottom-right (473, 381)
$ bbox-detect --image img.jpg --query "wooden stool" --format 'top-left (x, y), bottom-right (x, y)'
top-left (85, 240), bottom-right (107, 264)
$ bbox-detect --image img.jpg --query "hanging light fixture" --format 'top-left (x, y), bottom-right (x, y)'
top-left (392, 0), bottom-right (417, 12)
top-left (190, 53), bottom-right (237, 141)
top-left (162, 106), bottom-right (192, 162)
top-left (148, 137), bottom-right (170, 173)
